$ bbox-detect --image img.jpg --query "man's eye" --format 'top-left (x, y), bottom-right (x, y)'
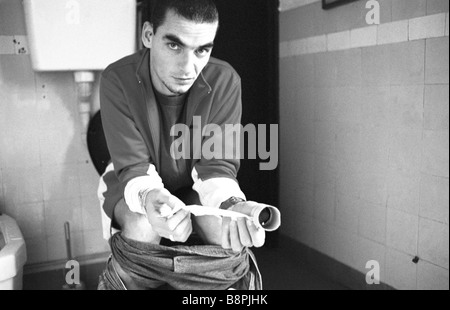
top-left (196, 48), bottom-right (210, 56)
top-left (168, 43), bottom-right (180, 50)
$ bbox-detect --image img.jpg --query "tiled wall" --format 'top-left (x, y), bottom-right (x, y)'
top-left (279, 0), bottom-right (449, 290)
top-left (0, 0), bottom-right (109, 265)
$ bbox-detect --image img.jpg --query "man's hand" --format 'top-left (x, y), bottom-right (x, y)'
top-left (144, 188), bottom-right (193, 243)
top-left (221, 201), bottom-right (266, 253)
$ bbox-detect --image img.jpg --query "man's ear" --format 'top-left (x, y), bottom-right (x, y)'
top-left (142, 21), bottom-right (154, 49)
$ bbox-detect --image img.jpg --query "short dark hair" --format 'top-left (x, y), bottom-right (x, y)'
top-left (151, 0), bottom-right (219, 33)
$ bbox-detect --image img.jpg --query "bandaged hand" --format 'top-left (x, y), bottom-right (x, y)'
top-left (143, 188), bottom-right (193, 243)
top-left (221, 201), bottom-right (266, 253)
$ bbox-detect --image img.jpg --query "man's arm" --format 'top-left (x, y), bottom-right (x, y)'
top-left (190, 76), bottom-right (265, 251)
top-left (100, 70), bottom-right (192, 243)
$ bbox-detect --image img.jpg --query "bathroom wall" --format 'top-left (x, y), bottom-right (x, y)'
top-left (279, 0), bottom-right (449, 289)
top-left (0, 0), bottom-right (109, 266)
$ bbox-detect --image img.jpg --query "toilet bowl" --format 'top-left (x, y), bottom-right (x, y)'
top-left (0, 214), bottom-right (27, 290)
top-left (87, 111), bottom-right (111, 176)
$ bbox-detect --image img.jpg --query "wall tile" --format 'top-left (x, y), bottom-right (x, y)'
top-left (336, 193), bottom-right (360, 234)
top-left (421, 130), bottom-right (449, 178)
top-left (335, 87), bottom-right (363, 124)
top-left (42, 164), bottom-right (81, 201)
top-left (314, 153), bottom-right (337, 186)
top-left (280, 57), bottom-right (299, 104)
top-left (358, 201), bottom-right (386, 244)
top-left (0, 55), bottom-right (35, 93)
top-left (388, 128), bottom-right (423, 176)
top-left (350, 26), bottom-right (378, 49)
top-left (2, 166), bottom-right (44, 206)
top-left (0, 36), bottom-right (15, 55)
top-left (47, 232), bottom-right (84, 261)
top-left (313, 219), bottom-right (335, 258)
top-left (314, 120), bottom-right (336, 158)
top-left (360, 171), bottom-right (388, 206)
top-left (297, 86), bottom-right (316, 121)
top-left (296, 214), bottom-right (315, 247)
top-left (335, 122), bottom-right (362, 169)
top-left (335, 49), bottom-right (362, 86)
top-left (297, 55), bottom-right (316, 88)
top-left (15, 202), bottom-right (46, 240)
top-left (391, 0), bottom-right (427, 22)
top-left (280, 1), bottom-right (322, 41)
top-left (425, 37), bottom-right (449, 84)
top-left (427, 0), bottom-right (450, 15)
top-left (296, 119), bottom-right (316, 156)
top-left (0, 0), bottom-right (27, 35)
top-left (296, 152), bottom-right (315, 186)
top-left (299, 182), bottom-right (315, 217)
top-left (314, 87), bottom-right (337, 122)
top-left (321, 1), bottom-right (355, 34)
top-left (327, 31), bottom-right (351, 52)
top-left (389, 85), bottom-right (424, 130)
top-left (446, 13), bottom-right (449, 36)
top-left (385, 248), bottom-right (418, 290)
top-left (417, 260), bottom-right (449, 290)
top-left (377, 20), bottom-right (408, 45)
top-left (409, 13), bottom-right (446, 41)
top-left (360, 125), bottom-right (390, 172)
top-left (0, 169), bottom-right (3, 208)
top-left (334, 228), bottom-right (359, 269)
top-left (387, 168), bottom-right (421, 215)
top-left (362, 45), bottom-right (391, 86)
top-left (389, 40), bottom-right (425, 85)
top-left (81, 194), bottom-right (103, 232)
top-left (360, 86), bottom-right (391, 127)
top-left (0, 93), bottom-right (41, 168)
top-left (307, 35), bottom-right (327, 54)
top-left (336, 162), bottom-right (362, 199)
top-left (424, 85), bottom-right (449, 131)
top-left (314, 52), bottom-right (337, 87)
top-left (24, 237), bottom-right (48, 265)
top-left (418, 218), bottom-right (449, 269)
top-left (419, 174), bottom-right (449, 224)
top-left (313, 182), bottom-right (336, 224)
top-left (78, 162), bottom-right (100, 199)
top-left (82, 230), bottom-right (110, 256)
top-left (386, 208), bottom-right (419, 255)
top-left (44, 198), bottom-right (83, 237)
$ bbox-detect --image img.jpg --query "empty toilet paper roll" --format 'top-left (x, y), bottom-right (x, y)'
top-left (159, 203), bottom-right (281, 232)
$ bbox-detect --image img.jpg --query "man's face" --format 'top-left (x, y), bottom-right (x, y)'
top-left (144, 10), bottom-right (218, 96)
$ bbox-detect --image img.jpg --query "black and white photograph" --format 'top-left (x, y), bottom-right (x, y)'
top-left (0, 0), bottom-right (448, 294)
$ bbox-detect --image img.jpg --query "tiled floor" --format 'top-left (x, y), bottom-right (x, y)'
top-left (23, 239), bottom-right (347, 290)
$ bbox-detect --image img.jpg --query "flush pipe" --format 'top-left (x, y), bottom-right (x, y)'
top-left (74, 71), bottom-right (95, 146)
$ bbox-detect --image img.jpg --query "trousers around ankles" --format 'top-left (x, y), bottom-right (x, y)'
top-left (97, 233), bottom-right (262, 290)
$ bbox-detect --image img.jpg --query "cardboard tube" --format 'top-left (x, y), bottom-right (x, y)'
top-left (230, 204), bottom-right (281, 232)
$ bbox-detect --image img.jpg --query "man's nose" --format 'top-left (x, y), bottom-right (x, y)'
top-left (178, 51), bottom-right (196, 76)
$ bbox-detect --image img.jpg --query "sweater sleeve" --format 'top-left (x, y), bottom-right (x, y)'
top-left (100, 71), bottom-right (164, 215)
top-left (192, 77), bottom-right (246, 208)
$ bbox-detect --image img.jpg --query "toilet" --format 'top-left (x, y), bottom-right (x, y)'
top-left (0, 214), bottom-right (27, 290)
top-left (87, 111), bottom-right (111, 176)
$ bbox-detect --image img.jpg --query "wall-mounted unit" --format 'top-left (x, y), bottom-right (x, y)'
top-left (23, 0), bottom-right (137, 71)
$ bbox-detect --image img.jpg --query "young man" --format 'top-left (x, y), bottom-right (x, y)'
top-left (98, 0), bottom-right (271, 290)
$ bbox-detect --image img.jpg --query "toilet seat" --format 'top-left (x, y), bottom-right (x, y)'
top-left (87, 110), bottom-right (111, 176)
